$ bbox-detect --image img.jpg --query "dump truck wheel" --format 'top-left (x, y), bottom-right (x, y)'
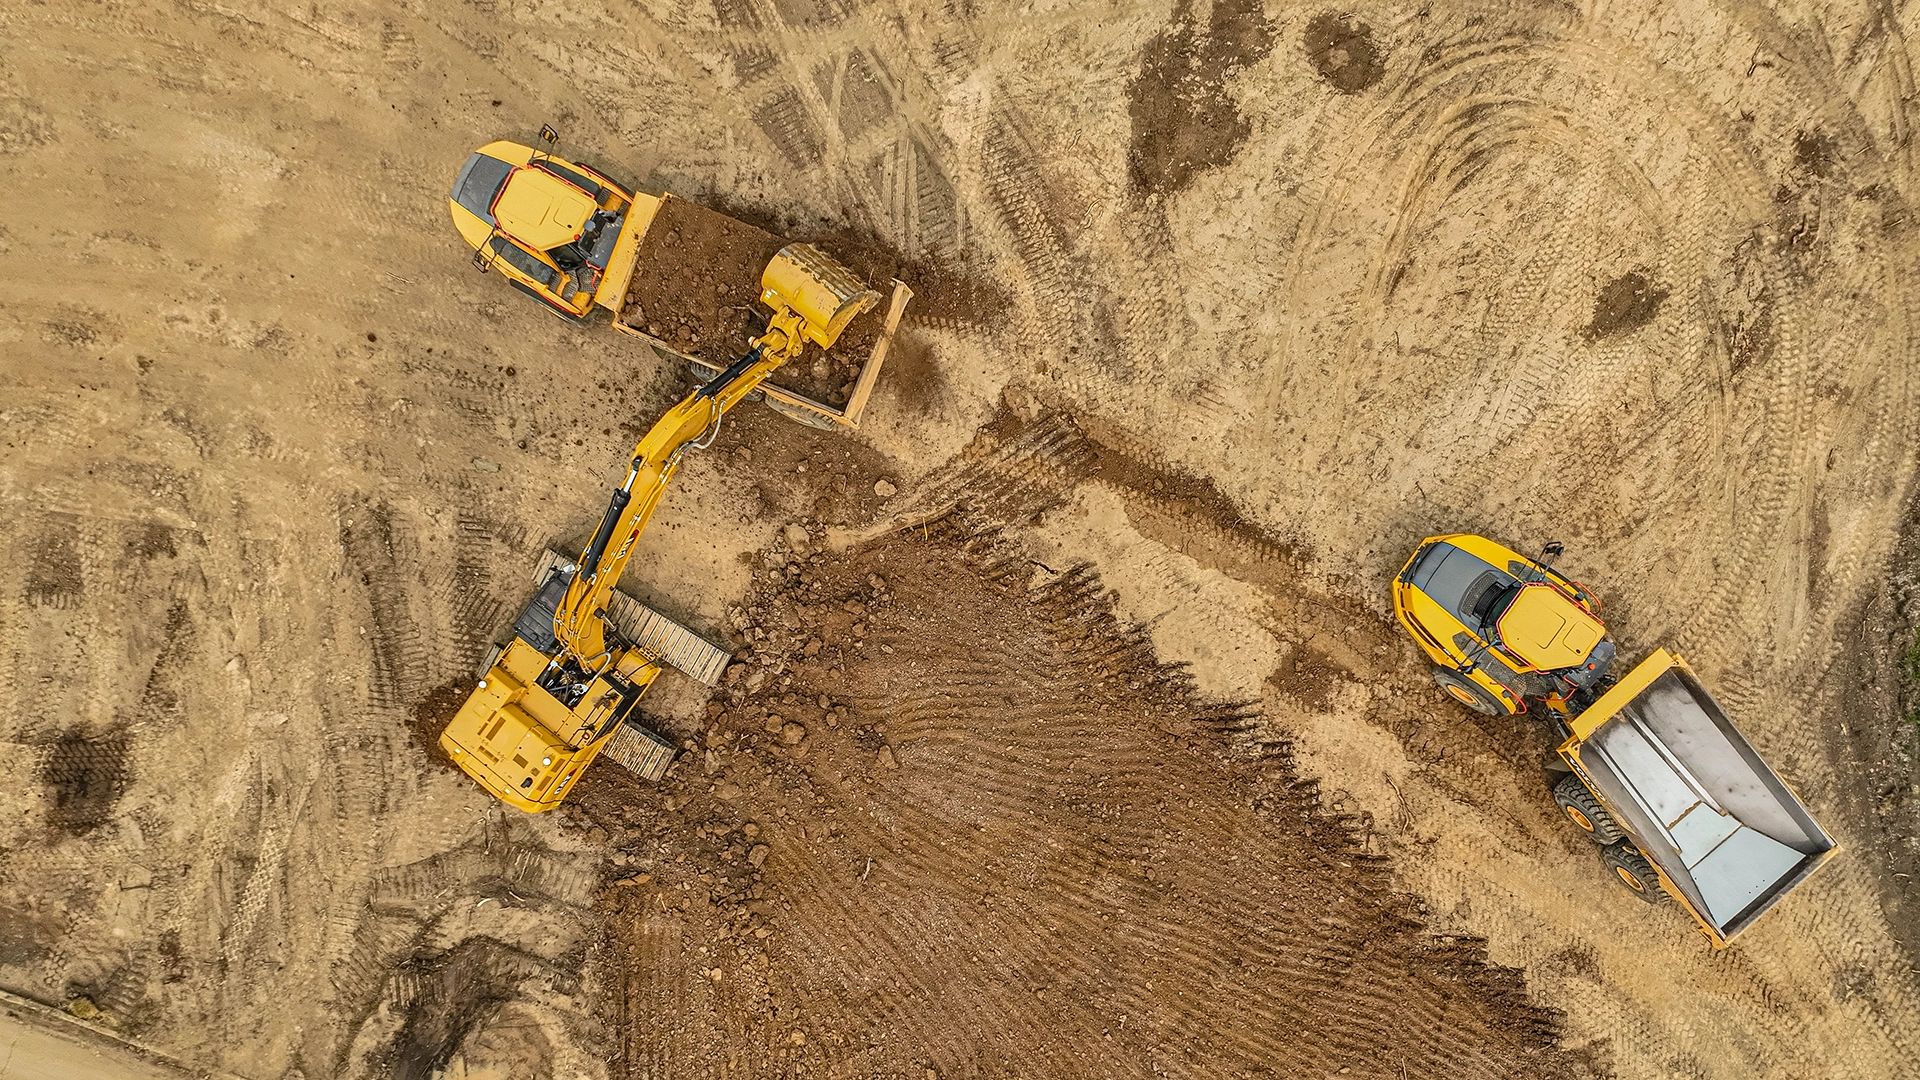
top-left (1553, 774), bottom-right (1625, 844)
top-left (1431, 667), bottom-right (1506, 716)
top-left (1601, 843), bottom-right (1667, 904)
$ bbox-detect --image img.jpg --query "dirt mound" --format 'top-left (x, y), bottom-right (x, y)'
top-left (573, 519), bottom-right (1576, 1079)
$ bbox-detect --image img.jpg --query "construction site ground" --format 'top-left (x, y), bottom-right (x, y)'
top-left (3, 2), bottom-right (1919, 1079)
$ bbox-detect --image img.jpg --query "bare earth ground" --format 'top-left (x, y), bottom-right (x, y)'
top-left (2, 2), bottom-right (1919, 1079)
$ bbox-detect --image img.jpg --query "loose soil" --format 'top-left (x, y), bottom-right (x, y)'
top-left (619, 194), bottom-right (787, 365)
top-left (572, 518), bottom-right (1577, 1080)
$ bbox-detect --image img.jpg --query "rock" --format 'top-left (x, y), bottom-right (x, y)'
top-left (709, 968), bottom-right (724, 983)
top-left (783, 523), bottom-right (811, 554)
top-left (764, 716), bottom-right (787, 735)
top-left (586, 826), bottom-right (608, 846)
top-left (616, 873), bottom-right (652, 886)
top-left (869, 574), bottom-right (887, 590)
top-left (873, 479), bottom-right (897, 498)
top-left (741, 822), bottom-right (761, 838)
top-left (748, 843), bottom-right (771, 868)
top-left (66, 997), bottom-right (98, 1020)
top-left (781, 722), bottom-right (807, 745)
top-left (802, 639), bottom-right (822, 657)
top-left (788, 1030), bottom-right (807, 1047)
top-left (715, 782), bottom-right (743, 802)
top-left (120, 864), bottom-right (153, 890)
top-left (471, 457), bottom-right (500, 472)
top-left (877, 745), bottom-right (899, 770)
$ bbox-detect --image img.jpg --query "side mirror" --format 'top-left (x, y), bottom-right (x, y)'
top-left (1540, 541), bottom-right (1565, 569)
top-left (540, 124), bottom-right (560, 145)
top-left (472, 246), bottom-right (490, 273)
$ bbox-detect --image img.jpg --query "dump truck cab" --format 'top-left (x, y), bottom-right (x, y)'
top-left (448, 140), bottom-right (652, 323)
top-left (1392, 534), bottom-right (1615, 717)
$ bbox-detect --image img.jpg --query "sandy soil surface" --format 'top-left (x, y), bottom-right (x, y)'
top-left (3, 1), bottom-right (1920, 1079)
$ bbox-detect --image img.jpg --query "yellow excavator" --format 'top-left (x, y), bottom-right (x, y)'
top-left (440, 244), bottom-right (879, 812)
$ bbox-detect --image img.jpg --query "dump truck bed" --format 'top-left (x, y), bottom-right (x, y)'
top-left (608, 193), bottom-right (911, 428)
top-left (1564, 650), bottom-right (1836, 945)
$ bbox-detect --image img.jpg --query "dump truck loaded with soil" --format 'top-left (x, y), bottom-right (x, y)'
top-left (449, 135), bottom-right (912, 429)
top-left (1394, 534), bottom-right (1836, 947)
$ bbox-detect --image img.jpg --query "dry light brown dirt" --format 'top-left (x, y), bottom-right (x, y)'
top-left (3, 1), bottom-right (1920, 1079)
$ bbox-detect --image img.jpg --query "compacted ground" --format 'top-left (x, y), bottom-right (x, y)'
top-left (3, 1), bottom-right (1920, 1079)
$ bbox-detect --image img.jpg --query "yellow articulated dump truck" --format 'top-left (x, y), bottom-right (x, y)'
top-left (448, 133), bottom-right (912, 429)
top-left (1394, 534), bottom-right (1837, 947)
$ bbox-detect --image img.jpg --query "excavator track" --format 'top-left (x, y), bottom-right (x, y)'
top-left (597, 719), bottom-right (678, 782)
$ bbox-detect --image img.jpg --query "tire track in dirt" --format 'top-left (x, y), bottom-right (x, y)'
top-left (589, 520), bottom-right (1577, 1080)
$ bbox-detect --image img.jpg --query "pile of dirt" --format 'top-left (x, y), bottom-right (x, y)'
top-left (619, 194), bottom-right (787, 365)
top-left (569, 518), bottom-right (1579, 1079)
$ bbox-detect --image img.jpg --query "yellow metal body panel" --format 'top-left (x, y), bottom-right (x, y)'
top-left (447, 141), bottom-right (636, 321)
top-left (493, 167), bottom-right (598, 250)
top-left (593, 191), bottom-right (659, 311)
top-left (440, 639), bottom-right (657, 813)
top-left (1391, 533), bottom-right (1607, 717)
top-left (1496, 583), bottom-right (1606, 672)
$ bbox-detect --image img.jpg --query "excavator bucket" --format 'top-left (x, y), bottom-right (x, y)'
top-left (761, 243), bottom-right (881, 348)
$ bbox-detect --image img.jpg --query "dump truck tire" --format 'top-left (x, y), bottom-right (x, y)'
top-left (1430, 666), bottom-right (1505, 716)
top-left (1601, 843), bottom-right (1667, 904)
top-left (1553, 774), bottom-right (1625, 844)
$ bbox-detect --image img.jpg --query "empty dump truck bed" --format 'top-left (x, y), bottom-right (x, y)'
top-left (1561, 650), bottom-right (1837, 946)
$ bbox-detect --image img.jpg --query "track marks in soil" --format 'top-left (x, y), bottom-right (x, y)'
top-left (36, 729), bottom-right (133, 835)
top-left (592, 524), bottom-right (1575, 1079)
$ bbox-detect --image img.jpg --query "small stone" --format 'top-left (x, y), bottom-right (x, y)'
top-left (802, 639), bottom-right (822, 657)
top-left (874, 479), bottom-right (897, 498)
top-left (471, 457), bottom-right (500, 473)
top-left (783, 523), bottom-right (811, 553)
top-left (67, 997), bottom-right (98, 1020)
top-left (742, 822), bottom-right (761, 838)
top-left (764, 716), bottom-right (787, 735)
top-left (748, 844), bottom-right (771, 868)
top-left (586, 826), bottom-right (608, 845)
top-left (755, 926), bottom-right (772, 939)
top-left (616, 873), bottom-right (652, 886)
top-left (869, 574), bottom-right (886, 589)
top-left (121, 864), bottom-right (153, 890)
top-left (709, 968), bottom-right (724, 983)
top-left (788, 1030), bottom-right (807, 1047)
top-left (715, 782), bottom-right (743, 802)
top-left (781, 722), bottom-right (807, 745)
top-left (878, 745), bottom-right (899, 770)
